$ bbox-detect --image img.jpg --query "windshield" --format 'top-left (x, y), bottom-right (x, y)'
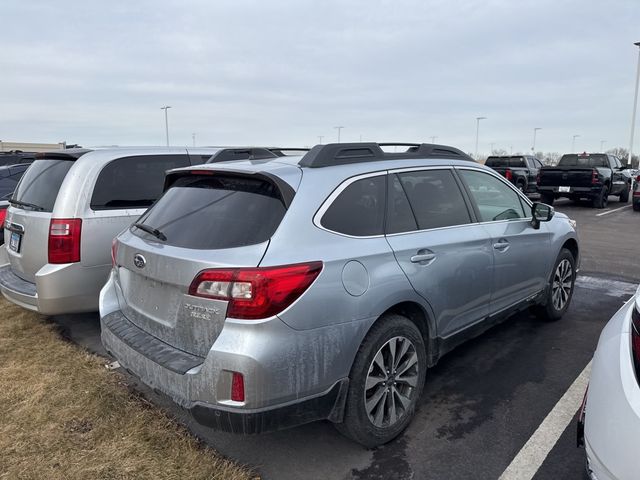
top-left (11, 160), bottom-right (74, 212)
top-left (132, 175), bottom-right (287, 250)
top-left (558, 154), bottom-right (608, 168)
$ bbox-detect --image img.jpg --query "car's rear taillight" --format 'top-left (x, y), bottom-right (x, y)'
top-left (591, 169), bottom-right (599, 185)
top-left (505, 169), bottom-right (513, 181)
top-left (189, 261), bottom-right (323, 320)
top-left (0, 207), bottom-right (6, 226)
top-left (631, 293), bottom-right (640, 383)
top-left (48, 218), bottom-right (82, 264)
top-left (111, 238), bottom-right (118, 267)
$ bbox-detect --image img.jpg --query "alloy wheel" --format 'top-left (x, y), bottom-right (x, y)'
top-left (551, 259), bottom-right (573, 311)
top-left (364, 336), bottom-right (419, 428)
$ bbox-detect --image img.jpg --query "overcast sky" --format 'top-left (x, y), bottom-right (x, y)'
top-left (1, 0), bottom-right (639, 155)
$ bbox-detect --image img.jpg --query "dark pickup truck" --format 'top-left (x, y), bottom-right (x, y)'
top-left (538, 153), bottom-right (631, 208)
top-left (485, 155), bottom-right (543, 194)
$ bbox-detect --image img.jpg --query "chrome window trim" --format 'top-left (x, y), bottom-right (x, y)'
top-left (313, 170), bottom-right (388, 239)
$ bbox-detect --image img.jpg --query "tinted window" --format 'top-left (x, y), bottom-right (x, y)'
top-left (12, 160), bottom-right (74, 212)
top-left (133, 175), bottom-right (287, 249)
top-left (0, 176), bottom-right (19, 200)
top-left (396, 170), bottom-right (471, 230)
top-left (558, 154), bottom-right (607, 167)
top-left (387, 174), bottom-right (418, 234)
top-left (459, 170), bottom-right (526, 222)
top-left (485, 157), bottom-right (509, 167)
top-left (321, 176), bottom-right (386, 236)
top-left (91, 155), bottom-right (190, 210)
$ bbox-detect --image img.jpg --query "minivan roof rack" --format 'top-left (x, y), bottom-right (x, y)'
top-left (298, 142), bottom-right (474, 168)
top-left (206, 147), bottom-right (278, 163)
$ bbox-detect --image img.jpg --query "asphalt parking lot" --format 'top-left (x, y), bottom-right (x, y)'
top-left (52, 196), bottom-right (639, 480)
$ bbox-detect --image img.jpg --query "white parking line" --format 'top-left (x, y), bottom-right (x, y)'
top-left (498, 361), bottom-right (592, 480)
top-left (595, 205), bottom-right (631, 217)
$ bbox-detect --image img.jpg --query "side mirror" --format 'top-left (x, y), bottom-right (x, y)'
top-left (531, 202), bottom-right (554, 229)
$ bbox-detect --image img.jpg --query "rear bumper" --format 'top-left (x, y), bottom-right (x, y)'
top-left (538, 186), bottom-right (601, 196)
top-left (0, 262), bottom-right (108, 315)
top-left (99, 271), bottom-right (355, 433)
top-left (582, 297), bottom-right (640, 480)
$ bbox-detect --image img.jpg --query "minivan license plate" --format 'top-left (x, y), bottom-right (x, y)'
top-left (558, 186), bottom-right (571, 193)
top-left (9, 232), bottom-right (21, 253)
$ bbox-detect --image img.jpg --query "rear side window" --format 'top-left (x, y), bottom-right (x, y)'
top-left (12, 160), bottom-right (74, 212)
top-left (395, 170), bottom-right (471, 230)
top-left (91, 155), bottom-right (190, 210)
top-left (133, 175), bottom-right (287, 249)
top-left (321, 175), bottom-right (386, 236)
top-left (386, 175), bottom-right (418, 234)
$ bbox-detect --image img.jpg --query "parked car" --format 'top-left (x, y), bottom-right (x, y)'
top-left (484, 155), bottom-right (543, 194)
top-left (100, 142), bottom-right (580, 447)
top-left (0, 146), bottom-right (250, 315)
top-left (538, 153), bottom-right (631, 208)
top-left (0, 163), bottom-right (31, 245)
top-left (578, 284), bottom-right (640, 480)
top-left (633, 174), bottom-right (640, 212)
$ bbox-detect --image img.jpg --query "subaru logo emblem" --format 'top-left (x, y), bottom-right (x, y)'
top-left (133, 254), bottom-right (146, 269)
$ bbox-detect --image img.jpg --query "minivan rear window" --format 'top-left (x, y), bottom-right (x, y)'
top-left (132, 174), bottom-right (287, 249)
top-left (12, 160), bottom-right (74, 212)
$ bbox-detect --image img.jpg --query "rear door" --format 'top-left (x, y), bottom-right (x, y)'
top-left (5, 157), bottom-right (77, 282)
top-left (608, 155), bottom-right (626, 195)
top-left (457, 168), bottom-right (551, 315)
top-left (384, 168), bottom-right (494, 337)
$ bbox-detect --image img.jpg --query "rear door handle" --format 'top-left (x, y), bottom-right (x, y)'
top-left (410, 253), bottom-right (436, 264)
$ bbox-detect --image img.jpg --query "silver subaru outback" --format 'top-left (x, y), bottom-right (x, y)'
top-left (100, 142), bottom-right (579, 447)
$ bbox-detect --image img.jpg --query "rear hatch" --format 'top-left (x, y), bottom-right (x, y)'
top-left (4, 150), bottom-right (90, 282)
top-left (113, 168), bottom-right (298, 356)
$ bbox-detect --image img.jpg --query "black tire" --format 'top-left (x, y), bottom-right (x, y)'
top-left (532, 248), bottom-right (576, 321)
top-left (634, 202), bottom-right (640, 212)
top-left (619, 183), bottom-right (630, 203)
top-left (335, 314), bottom-right (427, 448)
top-left (592, 185), bottom-right (608, 209)
top-left (540, 192), bottom-right (554, 206)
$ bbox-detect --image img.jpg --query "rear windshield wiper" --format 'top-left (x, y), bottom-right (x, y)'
top-left (132, 222), bottom-right (167, 241)
top-left (8, 198), bottom-right (45, 211)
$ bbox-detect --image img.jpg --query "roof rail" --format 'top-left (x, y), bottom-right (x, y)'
top-left (206, 147), bottom-right (278, 164)
top-left (298, 142), bottom-right (474, 168)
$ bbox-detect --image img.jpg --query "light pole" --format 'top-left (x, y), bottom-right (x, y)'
top-left (532, 127), bottom-right (542, 152)
top-left (318, 135), bottom-right (324, 144)
top-left (334, 126), bottom-right (345, 143)
top-left (430, 136), bottom-right (438, 143)
top-left (572, 134), bottom-right (580, 152)
top-left (475, 117), bottom-right (486, 159)
top-left (628, 41), bottom-right (640, 167)
top-left (600, 140), bottom-right (606, 152)
top-left (192, 133), bottom-right (196, 147)
top-left (510, 145), bottom-right (513, 155)
top-left (160, 106), bottom-right (172, 146)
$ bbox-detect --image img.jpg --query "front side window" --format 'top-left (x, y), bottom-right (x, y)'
top-left (394, 170), bottom-right (471, 230)
top-left (321, 175), bottom-right (386, 236)
top-left (459, 170), bottom-right (527, 222)
top-left (91, 155), bottom-right (190, 210)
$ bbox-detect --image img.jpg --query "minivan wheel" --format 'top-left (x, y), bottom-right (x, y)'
top-left (335, 314), bottom-right (426, 448)
top-left (533, 248), bottom-right (576, 321)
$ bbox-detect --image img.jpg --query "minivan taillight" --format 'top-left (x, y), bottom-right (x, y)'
top-left (189, 262), bottom-right (323, 320)
top-left (591, 169), bottom-right (599, 185)
top-left (48, 218), bottom-right (82, 264)
top-left (505, 169), bottom-right (513, 181)
top-left (631, 296), bottom-right (640, 384)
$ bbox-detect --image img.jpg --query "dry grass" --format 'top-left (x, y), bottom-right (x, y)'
top-left (0, 298), bottom-right (257, 480)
